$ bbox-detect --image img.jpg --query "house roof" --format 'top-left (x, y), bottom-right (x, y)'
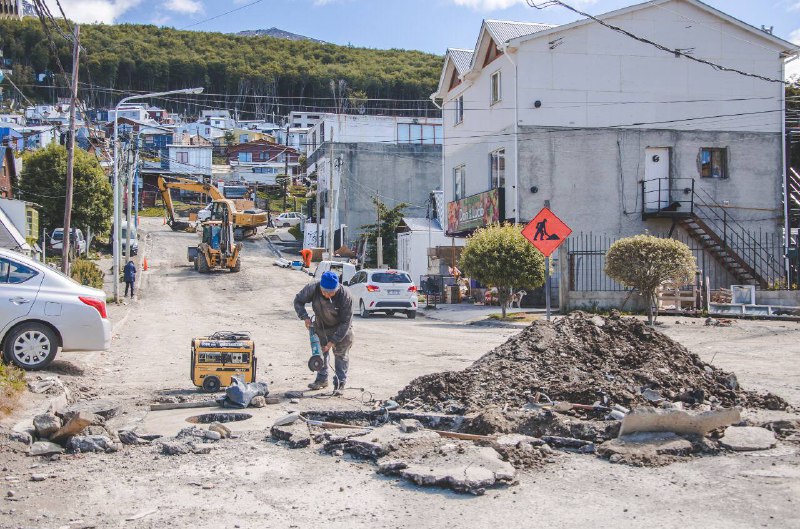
top-left (448, 48), bottom-right (475, 76)
top-left (397, 217), bottom-right (443, 233)
top-left (483, 20), bottom-right (555, 45)
top-left (0, 205), bottom-right (29, 251)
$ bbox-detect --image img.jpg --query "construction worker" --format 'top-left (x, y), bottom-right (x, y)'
top-left (300, 248), bottom-right (313, 269)
top-left (123, 260), bottom-right (136, 298)
top-left (293, 271), bottom-right (353, 393)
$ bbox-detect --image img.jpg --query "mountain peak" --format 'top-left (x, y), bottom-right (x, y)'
top-left (235, 27), bottom-right (326, 43)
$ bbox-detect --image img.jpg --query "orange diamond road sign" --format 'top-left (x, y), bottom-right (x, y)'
top-left (521, 207), bottom-right (572, 257)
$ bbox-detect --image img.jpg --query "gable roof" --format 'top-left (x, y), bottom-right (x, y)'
top-left (484, 20), bottom-right (554, 45)
top-left (508, 0), bottom-right (798, 52)
top-left (448, 48), bottom-right (474, 76)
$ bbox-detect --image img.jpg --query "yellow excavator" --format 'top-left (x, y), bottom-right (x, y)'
top-left (157, 176), bottom-right (269, 239)
top-left (187, 199), bottom-right (242, 273)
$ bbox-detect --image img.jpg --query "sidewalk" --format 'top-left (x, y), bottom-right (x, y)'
top-left (418, 302), bottom-right (548, 326)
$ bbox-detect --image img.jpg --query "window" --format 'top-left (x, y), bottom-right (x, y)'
top-left (205, 128), bottom-right (211, 135)
top-left (455, 96), bottom-right (464, 125)
top-left (453, 165), bottom-right (466, 200)
top-left (700, 148), bottom-right (727, 179)
top-left (490, 149), bottom-right (505, 189)
top-left (176, 151), bottom-right (189, 164)
top-left (397, 124), bottom-right (442, 145)
top-left (239, 134), bottom-right (249, 143)
top-left (0, 258), bottom-right (39, 284)
top-left (237, 152), bottom-right (252, 163)
top-left (490, 71), bottom-right (502, 105)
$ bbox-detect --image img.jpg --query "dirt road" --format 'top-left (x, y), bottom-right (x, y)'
top-left (1, 219), bottom-right (798, 529)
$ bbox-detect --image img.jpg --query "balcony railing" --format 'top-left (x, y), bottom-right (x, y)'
top-left (641, 178), bottom-right (695, 219)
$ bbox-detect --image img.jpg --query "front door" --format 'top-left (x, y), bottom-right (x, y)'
top-left (0, 256), bottom-right (44, 332)
top-left (644, 147), bottom-right (670, 210)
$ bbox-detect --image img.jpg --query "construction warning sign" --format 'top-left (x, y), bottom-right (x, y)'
top-left (521, 207), bottom-right (572, 257)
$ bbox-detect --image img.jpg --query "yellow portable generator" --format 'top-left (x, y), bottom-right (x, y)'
top-left (190, 331), bottom-right (256, 392)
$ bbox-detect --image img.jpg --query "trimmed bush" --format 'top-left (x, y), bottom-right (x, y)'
top-left (71, 259), bottom-right (105, 290)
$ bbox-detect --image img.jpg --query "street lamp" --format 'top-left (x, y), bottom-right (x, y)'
top-left (112, 87), bottom-right (204, 302)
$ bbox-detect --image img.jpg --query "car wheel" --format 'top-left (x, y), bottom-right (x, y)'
top-left (2, 323), bottom-right (59, 370)
top-left (283, 222), bottom-right (290, 228)
top-left (202, 376), bottom-right (221, 393)
top-left (359, 300), bottom-right (370, 318)
top-left (406, 310), bottom-right (417, 319)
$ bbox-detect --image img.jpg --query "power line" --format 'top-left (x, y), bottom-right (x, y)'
top-left (180, 0), bottom-right (266, 30)
top-left (526, 0), bottom-right (792, 85)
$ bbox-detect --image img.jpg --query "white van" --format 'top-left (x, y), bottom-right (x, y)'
top-left (49, 228), bottom-right (86, 254)
top-left (119, 222), bottom-right (138, 256)
top-left (313, 260), bottom-right (356, 285)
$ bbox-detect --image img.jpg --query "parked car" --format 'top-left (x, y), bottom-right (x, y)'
top-left (49, 228), bottom-right (86, 254)
top-left (118, 221), bottom-right (138, 256)
top-left (0, 248), bottom-right (111, 370)
top-left (346, 269), bottom-right (418, 319)
top-left (313, 260), bottom-right (356, 285)
top-left (274, 212), bottom-right (304, 227)
top-left (197, 203), bottom-right (213, 222)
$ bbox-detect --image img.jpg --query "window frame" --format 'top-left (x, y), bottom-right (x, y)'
top-left (700, 147), bottom-right (728, 179)
top-left (489, 148), bottom-right (506, 190)
top-left (455, 95), bottom-right (464, 126)
top-left (490, 70), bottom-right (502, 105)
top-left (453, 165), bottom-right (466, 201)
top-left (176, 151), bottom-right (189, 164)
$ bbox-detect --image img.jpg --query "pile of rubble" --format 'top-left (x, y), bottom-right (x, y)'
top-left (395, 311), bottom-right (788, 414)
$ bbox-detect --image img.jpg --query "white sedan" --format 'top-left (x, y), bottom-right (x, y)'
top-left (346, 269), bottom-right (418, 319)
top-left (0, 248), bottom-right (111, 370)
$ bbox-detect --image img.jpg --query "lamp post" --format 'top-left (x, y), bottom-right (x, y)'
top-left (112, 87), bottom-right (203, 302)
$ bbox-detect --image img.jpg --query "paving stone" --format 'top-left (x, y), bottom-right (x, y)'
top-left (270, 423), bottom-right (311, 449)
top-left (118, 430), bottom-right (149, 445)
top-left (59, 399), bottom-right (120, 420)
top-left (399, 419), bottom-right (422, 433)
top-left (50, 413), bottom-right (94, 444)
top-left (720, 426), bottom-right (777, 451)
top-left (619, 407), bottom-right (740, 436)
top-left (598, 432), bottom-right (693, 460)
top-left (344, 424), bottom-right (439, 460)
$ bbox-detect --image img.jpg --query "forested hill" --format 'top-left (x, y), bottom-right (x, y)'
top-left (0, 18), bottom-right (443, 117)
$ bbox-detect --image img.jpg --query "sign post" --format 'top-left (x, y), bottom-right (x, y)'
top-left (521, 207), bottom-right (572, 321)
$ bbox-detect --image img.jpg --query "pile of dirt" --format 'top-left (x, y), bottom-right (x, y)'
top-left (395, 312), bottom-right (787, 414)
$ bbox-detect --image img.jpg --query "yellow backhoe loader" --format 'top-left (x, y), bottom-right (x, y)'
top-left (187, 200), bottom-right (242, 273)
top-left (157, 176), bottom-right (269, 239)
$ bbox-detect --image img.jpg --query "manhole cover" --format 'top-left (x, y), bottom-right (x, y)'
top-left (186, 412), bottom-right (253, 424)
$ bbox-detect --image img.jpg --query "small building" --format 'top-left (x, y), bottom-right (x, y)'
top-left (226, 140), bottom-right (301, 184)
top-left (0, 145), bottom-right (19, 198)
top-left (168, 135), bottom-right (212, 177)
top-left (396, 217), bottom-right (464, 287)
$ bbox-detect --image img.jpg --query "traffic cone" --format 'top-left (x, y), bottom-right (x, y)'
top-left (162, 217), bottom-right (166, 225)
top-left (143, 257), bottom-right (149, 271)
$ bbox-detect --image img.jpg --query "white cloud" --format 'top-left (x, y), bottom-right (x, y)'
top-left (164, 0), bottom-right (203, 14)
top-left (43, 0), bottom-right (141, 24)
top-left (448, 0), bottom-right (597, 10)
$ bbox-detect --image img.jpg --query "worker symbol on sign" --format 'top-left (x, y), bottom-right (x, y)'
top-left (532, 218), bottom-right (560, 241)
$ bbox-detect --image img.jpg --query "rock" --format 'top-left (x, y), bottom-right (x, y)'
top-left (618, 407), bottom-right (740, 437)
top-left (719, 426), bottom-right (777, 451)
top-left (50, 412), bottom-right (94, 444)
top-left (33, 414), bottom-right (61, 439)
top-left (598, 432), bottom-right (693, 460)
top-left (344, 424), bottom-right (438, 459)
top-left (117, 430), bottom-right (150, 445)
top-left (607, 410), bottom-right (626, 421)
top-left (264, 397), bottom-right (282, 405)
top-left (82, 425), bottom-right (111, 437)
top-left (28, 442), bottom-right (63, 456)
top-left (161, 441), bottom-right (191, 456)
top-left (377, 439), bottom-right (516, 495)
top-left (273, 412), bottom-right (302, 427)
top-left (30, 474), bottom-right (46, 482)
top-left (58, 399), bottom-right (120, 421)
top-left (204, 430), bottom-right (222, 441)
top-left (27, 377), bottom-right (62, 394)
top-left (493, 434), bottom-right (543, 448)
top-left (66, 435), bottom-right (116, 454)
top-left (289, 398), bottom-right (300, 405)
top-left (399, 419), bottom-right (423, 433)
top-left (190, 443), bottom-right (213, 455)
top-left (0, 428), bottom-right (32, 446)
top-left (541, 436), bottom-right (593, 449)
top-left (250, 396), bottom-right (266, 408)
top-left (641, 389), bottom-right (663, 403)
top-left (270, 423), bottom-right (311, 449)
top-left (208, 423), bottom-right (231, 439)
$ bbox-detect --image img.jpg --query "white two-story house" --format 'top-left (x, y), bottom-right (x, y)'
top-left (432, 0), bottom-right (798, 289)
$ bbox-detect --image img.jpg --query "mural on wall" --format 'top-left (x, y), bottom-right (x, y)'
top-left (447, 188), bottom-right (504, 234)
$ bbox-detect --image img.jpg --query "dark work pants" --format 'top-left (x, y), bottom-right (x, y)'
top-left (125, 281), bottom-right (135, 297)
top-left (313, 328), bottom-right (353, 384)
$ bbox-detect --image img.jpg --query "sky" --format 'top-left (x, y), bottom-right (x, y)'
top-left (46, 0), bottom-right (800, 76)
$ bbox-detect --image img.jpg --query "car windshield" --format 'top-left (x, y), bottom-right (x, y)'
top-left (52, 231), bottom-right (63, 240)
top-left (371, 272), bottom-right (411, 284)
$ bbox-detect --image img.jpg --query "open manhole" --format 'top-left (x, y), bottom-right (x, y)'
top-left (186, 412), bottom-right (253, 424)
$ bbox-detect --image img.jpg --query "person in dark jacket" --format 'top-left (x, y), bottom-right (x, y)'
top-left (293, 271), bottom-right (354, 393)
top-left (123, 260), bottom-right (136, 298)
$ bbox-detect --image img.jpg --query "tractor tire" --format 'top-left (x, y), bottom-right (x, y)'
top-left (202, 376), bottom-right (221, 393)
top-left (197, 254), bottom-right (210, 273)
top-left (193, 256), bottom-right (199, 271)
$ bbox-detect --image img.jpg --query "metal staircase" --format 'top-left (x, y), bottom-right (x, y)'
top-left (642, 178), bottom-right (784, 288)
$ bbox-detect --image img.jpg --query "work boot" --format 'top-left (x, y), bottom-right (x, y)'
top-left (333, 379), bottom-right (346, 396)
top-left (308, 379), bottom-right (328, 391)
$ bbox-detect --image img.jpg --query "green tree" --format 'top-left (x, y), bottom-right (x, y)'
top-left (19, 144), bottom-right (113, 236)
top-left (459, 223), bottom-right (545, 318)
top-left (604, 235), bottom-right (697, 325)
top-left (360, 197), bottom-right (408, 268)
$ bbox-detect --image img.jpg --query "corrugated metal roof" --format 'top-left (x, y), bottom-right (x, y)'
top-left (399, 217), bottom-right (443, 232)
top-left (484, 20), bottom-right (554, 44)
top-left (448, 48), bottom-right (474, 75)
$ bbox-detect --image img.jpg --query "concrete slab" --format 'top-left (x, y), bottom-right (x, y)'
top-left (619, 407), bottom-right (740, 436)
top-left (720, 427), bottom-right (777, 451)
top-left (599, 432), bottom-right (694, 459)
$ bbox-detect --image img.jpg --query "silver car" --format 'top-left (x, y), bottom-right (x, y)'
top-left (0, 248), bottom-right (112, 370)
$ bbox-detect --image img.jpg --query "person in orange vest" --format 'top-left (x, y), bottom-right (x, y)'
top-left (300, 248), bottom-right (312, 269)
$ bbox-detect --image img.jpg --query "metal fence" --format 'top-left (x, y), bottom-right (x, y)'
top-left (567, 232), bottom-right (795, 292)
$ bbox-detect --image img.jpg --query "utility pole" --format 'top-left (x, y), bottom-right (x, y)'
top-left (376, 196), bottom-right (383, 268)
top-left (125, 142), bottom-right (134, 262)
top-left (327, 131), bottom-right (335, 256)
top-left (61, 24), bottom-right (80, 274)
top-left (283, 123), bottom-right (289, 211)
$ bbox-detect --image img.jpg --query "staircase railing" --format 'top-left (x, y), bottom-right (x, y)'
top-left (691, 187), bottom-right (784, 287)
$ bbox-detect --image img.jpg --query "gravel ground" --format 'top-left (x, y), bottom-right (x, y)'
top-left (0, 218), bottom-right (798, 529)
